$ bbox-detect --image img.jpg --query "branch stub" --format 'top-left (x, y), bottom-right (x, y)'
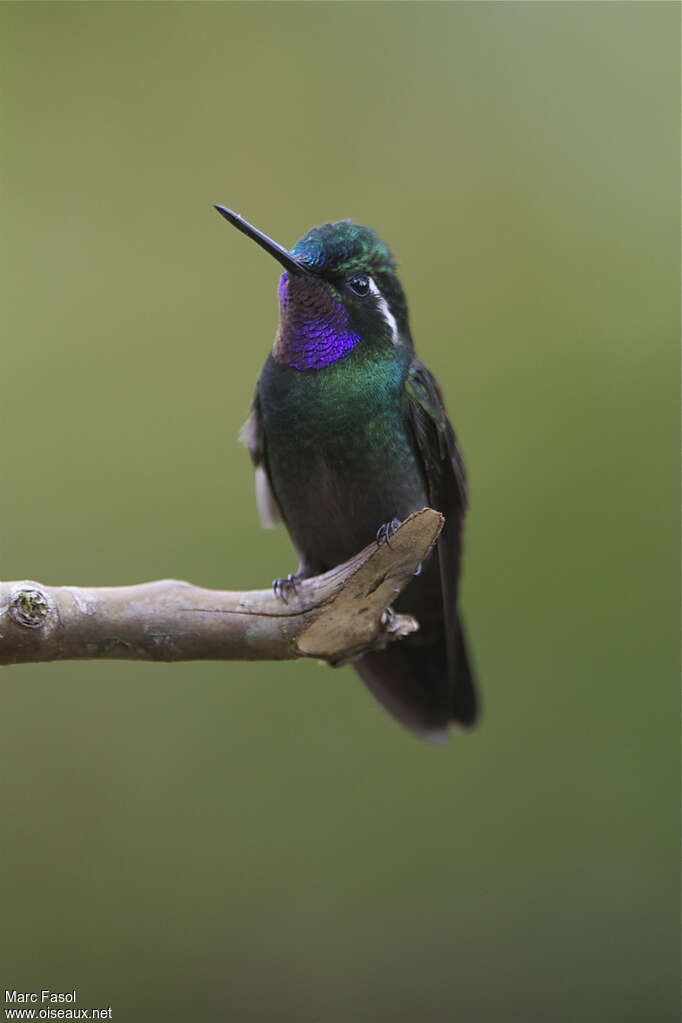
top-left (9, 587), bottom-right (50, 629)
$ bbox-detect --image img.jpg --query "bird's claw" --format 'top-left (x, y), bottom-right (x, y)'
top-left (376, 517), bottom-right (401, 550)
top-left (272, 573), bottom-right (300, 604)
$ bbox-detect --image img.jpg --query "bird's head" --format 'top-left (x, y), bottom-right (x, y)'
top-left (215, 207), bottom-right (411, 371)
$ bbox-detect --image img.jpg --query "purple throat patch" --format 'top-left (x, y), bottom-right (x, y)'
top-left (274, 273), bottom-right (360, 371)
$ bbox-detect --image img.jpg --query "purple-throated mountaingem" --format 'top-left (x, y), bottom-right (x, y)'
top-left (214, 205), bottom-right (478, 740)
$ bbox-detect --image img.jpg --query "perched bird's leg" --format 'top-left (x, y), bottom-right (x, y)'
top-left (272, 573), bottom-right (300, 605)
top-left (380, 606), bottom-right (396, 628)
top-left (375, 518), bottom-right (402, 550)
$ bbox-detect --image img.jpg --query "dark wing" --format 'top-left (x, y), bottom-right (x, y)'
top-left (239, 391), bottom-right (282, 529)
top-left (403, 359), bottom-right (476, 721)
top-left (403, 359), bottom-right (467, 517)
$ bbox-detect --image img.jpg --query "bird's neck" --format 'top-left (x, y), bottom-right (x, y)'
top-left (261, 343), bottom-right (409, 445)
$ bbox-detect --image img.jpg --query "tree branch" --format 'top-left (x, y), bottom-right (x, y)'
top-left (0, 508), bottom-right (443, 667)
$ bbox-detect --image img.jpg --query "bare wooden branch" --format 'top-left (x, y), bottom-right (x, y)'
top-left (0, 508), bottom-right (443, 667)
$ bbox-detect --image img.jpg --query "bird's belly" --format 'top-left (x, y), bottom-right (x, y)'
top-left (265, 406), bottom-right (428, 572)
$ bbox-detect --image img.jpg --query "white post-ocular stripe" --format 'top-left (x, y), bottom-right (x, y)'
top-left (368, 277), bottom-right (400, 345)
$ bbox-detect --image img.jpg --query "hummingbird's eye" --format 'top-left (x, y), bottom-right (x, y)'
top-left (348, 273), bottom-right (371, 297)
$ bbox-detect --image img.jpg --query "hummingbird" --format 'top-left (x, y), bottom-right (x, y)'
top-left (214, 205), bottom-right (479, 740)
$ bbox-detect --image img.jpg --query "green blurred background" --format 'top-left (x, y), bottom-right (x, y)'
top-left (1, 3), bottom-right (679, 1020)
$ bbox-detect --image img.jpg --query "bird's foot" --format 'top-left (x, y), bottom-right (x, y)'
top-left (380, 606), bottom-right (397, 628)
top-left (272, 573), bottom-right (300, 605)
top-left (375, 517), bottom-right (401, 550)
top-left (328, 605), bottom-right (418, 667)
